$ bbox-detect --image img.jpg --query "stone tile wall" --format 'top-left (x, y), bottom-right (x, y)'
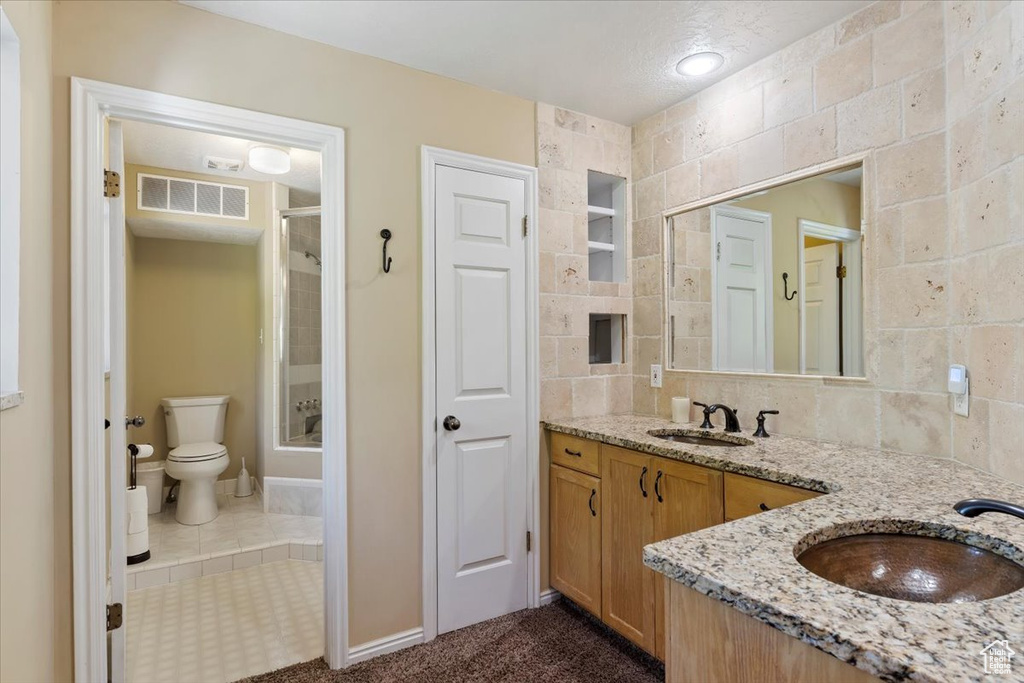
top-left (628, 0), bottom-right (1023, 484)
top-left (537, 104), bottom-right (634, 420)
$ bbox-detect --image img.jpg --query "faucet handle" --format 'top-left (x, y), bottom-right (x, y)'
top-left (754, 409), bottom-right (779, 438)
top-left (694, 402), bottom-right (714, 429)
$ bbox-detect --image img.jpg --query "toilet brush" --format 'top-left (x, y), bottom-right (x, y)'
top-left (235, 457), bottom-right (254, 497)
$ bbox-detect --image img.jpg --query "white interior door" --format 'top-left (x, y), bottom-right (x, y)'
top-left (435, 164), bottom-right (528, 634)
top-left (802, 243), bottom-right (839, 376)
top-left (712, 206), bottom-right (772, 372)
top-left (106, 118), bottom-right (128, 683)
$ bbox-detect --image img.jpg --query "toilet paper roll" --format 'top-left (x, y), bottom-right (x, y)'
top-left (132, 443), bottom-right (155, 460)
top-left (671, 397), bottom-right (691, 424)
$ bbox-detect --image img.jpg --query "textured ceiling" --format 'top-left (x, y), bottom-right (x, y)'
top-left (121, 119), bottom-right (322, 194)
top-left (181, 0), bottom-right (870, 124)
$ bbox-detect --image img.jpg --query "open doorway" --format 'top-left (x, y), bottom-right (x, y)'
top-left (70, 79), bottom-right (348, 683)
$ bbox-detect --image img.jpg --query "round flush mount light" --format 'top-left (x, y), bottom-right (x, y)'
top-left (675, 51), bottom-right (725, 77)
top-left (247, 146), bottom-right (291, 175)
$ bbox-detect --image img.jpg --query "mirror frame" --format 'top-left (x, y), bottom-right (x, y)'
top-left (660, 152), bottom-right (872, 381)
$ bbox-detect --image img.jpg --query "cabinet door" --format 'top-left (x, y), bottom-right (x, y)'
top-left (652, 457), bottom-right (725, 660)
top-left (601, 446), bottom-right (656, 653)
top-left (549, 465), bottom-right (602, 617)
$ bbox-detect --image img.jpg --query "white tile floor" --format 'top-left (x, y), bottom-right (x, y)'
top-left (126, 559), bottom-right (323, 683)
top-left (140, 493), bottom-right (323, 569)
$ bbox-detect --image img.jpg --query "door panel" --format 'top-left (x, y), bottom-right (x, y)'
top-left (601, 446), bottom-right (655, 652)
top-left (652, 459), bottom-right (724, 660)
top-left (712, 207), bottom-right (772, 372)
top-left (549, 465), bottom-right (602, 617)
top-left (436, 164), bottom-right (528, 634)
top-left (802, 243), bottom-right (839, 376)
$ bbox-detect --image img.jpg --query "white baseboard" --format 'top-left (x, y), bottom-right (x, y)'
top-left (347, 627), bottom-right (424, 665)
top-left (539, 588), bottom-right (561, 606)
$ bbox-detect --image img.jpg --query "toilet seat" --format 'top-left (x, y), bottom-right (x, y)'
top-left (168, 442), bottom-right (228, 463)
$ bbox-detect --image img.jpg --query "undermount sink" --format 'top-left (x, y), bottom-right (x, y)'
top-left (797, 533), bottom-right (1024, 603)
top-left (647, 429), bottom-right (749, 447)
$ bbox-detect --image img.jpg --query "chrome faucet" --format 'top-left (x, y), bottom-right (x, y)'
top-left (707, 404), bottom-right (741, 433)
top-left (953, 498), bottom-right (1024, 521)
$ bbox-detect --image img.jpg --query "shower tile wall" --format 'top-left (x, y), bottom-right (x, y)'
top-left (286, 214), bottom-right (322, 440)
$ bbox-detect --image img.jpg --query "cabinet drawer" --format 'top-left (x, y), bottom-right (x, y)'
top-left (724, 473), bottom-right (820, 520)
top-left (550, 432), bottom-right (600, 476)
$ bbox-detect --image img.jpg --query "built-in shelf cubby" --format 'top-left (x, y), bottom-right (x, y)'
top-left (589, 313), bottom-right (624, 364)
top-left (587, 171), bottom-right (626, 283)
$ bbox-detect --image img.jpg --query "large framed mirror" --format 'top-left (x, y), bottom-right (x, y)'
top-left (665, 164), bottom-right (864, 377)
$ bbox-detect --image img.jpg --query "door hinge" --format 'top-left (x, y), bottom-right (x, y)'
top-left (526, 530), bottom-right (532, 553)
top-left (836, 265), bottom-right (847, 279)
top-left (522, 215), bottom-right (528, 237)
top-left (107, 603), bottom-right (123, 631)
top-left (716, 241), bottom-right (721, 261)
top-left (103, 170), bottom-right (121, 198)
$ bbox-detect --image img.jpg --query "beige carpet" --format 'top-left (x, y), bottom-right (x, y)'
top-left (237, 600), bottom-right (664, 682)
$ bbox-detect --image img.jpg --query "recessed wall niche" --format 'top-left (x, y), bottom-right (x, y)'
top-left (589, 313), bottom-right (625, 364)
top-left (587, 170), bottom-right (626, 283)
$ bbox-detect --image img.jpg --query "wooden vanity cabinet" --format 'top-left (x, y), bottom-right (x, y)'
top-left (549, 464), bottom-right (602, 617)
top-left (652, 458), bottom-right (724, 660)
top-left (601, 445), bottom-right (724, 657)
top-left (601, 446), bottom-right (657, 652)
top-left (724, 472), bottom-right (820, 521)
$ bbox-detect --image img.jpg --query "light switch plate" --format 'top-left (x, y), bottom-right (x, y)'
top-left (954, 377), bottom-right (969, 417)
top-left (650, 364), bottom-right (663, 388)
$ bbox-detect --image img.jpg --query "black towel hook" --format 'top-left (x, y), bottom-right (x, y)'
top-left (782, 272), bottom-right (797, 301)
top-left (380, 229), bottom-right (393, 273)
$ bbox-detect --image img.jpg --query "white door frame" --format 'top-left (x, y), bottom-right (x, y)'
top-left (420, 146), bottom-right (540, 644)
top-left (70, 78), bottom-right (349, 681)
top-left (797, 219), bottom-right (861, 375)
top-left (709, 204), bottom-right (775, 373)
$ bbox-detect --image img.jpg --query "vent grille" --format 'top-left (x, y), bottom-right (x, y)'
top-left (137, 173), bottom-right (249, 220)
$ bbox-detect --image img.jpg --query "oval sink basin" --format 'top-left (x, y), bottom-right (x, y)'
top-left (647, 430), bottom-right (747, 447)
top-left (797, 533), bottom-right (1024, 603)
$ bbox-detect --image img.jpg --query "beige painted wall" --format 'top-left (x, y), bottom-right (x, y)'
top-left (46, 0), bottom-right (536, 664)
top-left (733, 177), bottom-right (862, 374)
top-left (127, 237), bottom-right (259, 482)
top-left (0, 2), bottom-right (56, 682)
top-left (631, 1), bottom-right (1023, 485)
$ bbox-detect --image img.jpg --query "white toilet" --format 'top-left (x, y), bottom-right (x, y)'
top-left (162, 395), bottom-right (230, 525)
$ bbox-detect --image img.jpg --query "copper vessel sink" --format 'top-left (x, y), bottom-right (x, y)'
top-left (797, 533), bottom-right (1024, 603)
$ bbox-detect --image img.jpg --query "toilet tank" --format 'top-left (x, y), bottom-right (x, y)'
top-left (161, 395), bottom-right (229, 447)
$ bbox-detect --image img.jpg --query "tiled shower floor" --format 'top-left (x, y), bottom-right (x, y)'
top-left (126, 559), bottom-right (323, 683)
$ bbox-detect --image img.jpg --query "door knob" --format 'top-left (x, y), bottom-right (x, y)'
top-left (125, 415), bottom-right (145, 428)
top-left (442, 415), bottom-right (461, 431)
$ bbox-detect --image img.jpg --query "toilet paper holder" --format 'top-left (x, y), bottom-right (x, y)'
top-left (127, 443), bottom-right (154, 489)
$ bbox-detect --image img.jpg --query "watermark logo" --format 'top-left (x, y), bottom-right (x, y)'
top-left (981, 640), bottom-right (1015, 675)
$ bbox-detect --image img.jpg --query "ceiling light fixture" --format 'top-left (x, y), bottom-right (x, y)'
top-left (675, 51), bottom-right (724, 77)
top-left (247, 146), bottom-right (291, 175)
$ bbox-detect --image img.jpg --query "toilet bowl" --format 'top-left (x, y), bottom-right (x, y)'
top-left (161, 395), bottom-right (230, 525)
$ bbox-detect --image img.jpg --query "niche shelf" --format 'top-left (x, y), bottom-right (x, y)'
top-left (587, 171), bottom-right (626, 283)
top-left (589, 313), bottom-right (625, 364)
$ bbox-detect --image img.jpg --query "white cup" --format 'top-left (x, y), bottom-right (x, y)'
top-left (671, 397), bottom-right (691, 424)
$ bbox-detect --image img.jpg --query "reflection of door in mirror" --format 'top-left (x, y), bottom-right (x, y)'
top-left (798, 219), bottom-right (863, 377)
top-left (802, 242), bottom-right (839, 375)
top-left (711, 206), bottom-right (773, 373)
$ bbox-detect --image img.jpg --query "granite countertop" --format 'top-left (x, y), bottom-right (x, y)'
top-left (544, 414), bottom-right (1024, 683)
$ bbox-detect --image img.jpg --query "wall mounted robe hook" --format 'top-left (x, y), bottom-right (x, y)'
top-left (380, 229), bottom-right (393, 273)
top-left (782, 272), bottom-right (797, 300)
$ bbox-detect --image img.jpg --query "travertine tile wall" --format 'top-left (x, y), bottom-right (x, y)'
top-left (629, 0), bottom-right (1023, 484)
top-left (537, 104), bottom-right (634, 420)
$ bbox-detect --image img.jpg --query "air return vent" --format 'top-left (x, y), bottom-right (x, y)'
top-left (137, 173), bottom-right (249, 220)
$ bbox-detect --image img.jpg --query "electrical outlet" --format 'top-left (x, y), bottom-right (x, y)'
top-left (954, 377), bottom-right (969, 417)
top-left (650, 364), bottom-right (663, 388)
